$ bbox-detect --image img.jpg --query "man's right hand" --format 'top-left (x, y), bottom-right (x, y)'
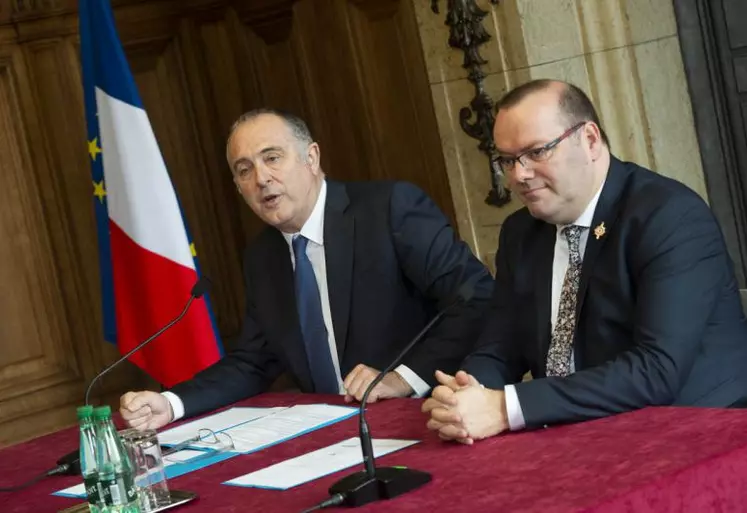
top-left (119, 391), bottom-right (174, 431)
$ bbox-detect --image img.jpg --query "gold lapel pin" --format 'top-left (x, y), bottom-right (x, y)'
top-left (594, 222), bottom-right (606, 240)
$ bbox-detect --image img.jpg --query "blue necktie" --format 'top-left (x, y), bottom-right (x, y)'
top-left (292, 235), bottom-right (339, 394)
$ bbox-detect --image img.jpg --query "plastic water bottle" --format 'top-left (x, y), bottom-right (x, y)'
top-left (93, 406), bottom-right (140, 513)
top-left (78, 405), bottom-right (104, 513)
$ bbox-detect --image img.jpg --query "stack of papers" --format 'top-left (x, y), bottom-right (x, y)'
top-left (157, 407), bottom-right (286, 446)
top-left (159, 404), bottom-right (359, 454)
top-left (224, 437), bottom-right (420, 490)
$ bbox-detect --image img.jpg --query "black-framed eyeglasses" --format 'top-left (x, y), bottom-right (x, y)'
top-left (495, 122), bottom-right (586, 173)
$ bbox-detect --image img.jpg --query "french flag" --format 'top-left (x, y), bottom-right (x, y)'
top-left (79, 0), bottom-right (222, 387)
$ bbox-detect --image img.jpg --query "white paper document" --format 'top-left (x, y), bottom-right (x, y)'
top-left (225, 404), bottom-right (358, 454)
top-left (224, 437), bottom-right (419, 490)
top-left (54, 482), bottom-right (86, 498)
top-left (157, 406), bottom-right (285, 446)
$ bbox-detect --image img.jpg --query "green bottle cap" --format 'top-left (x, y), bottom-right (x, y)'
top-left (76, 405), bottom-right (94, 420)
top-left (93, 405), bottom-right (112, 420)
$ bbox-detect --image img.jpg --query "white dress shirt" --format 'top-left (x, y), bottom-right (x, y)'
top-left (504, 182), bottom-right (605, 431)
top-left (164, 181), bottom-right (429, 421)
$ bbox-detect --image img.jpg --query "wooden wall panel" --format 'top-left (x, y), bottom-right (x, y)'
top-left (0, 41), bottom-right (89, 446)
top-left (0, 0), bottom-right (457, 445)
top-left (345, 0), bottom-right (455, 224)
top-left (291, 0), bottom-right (378, 182)
top-left (237, 25), bottom-right (306, 113)
top-left (176, 16), bottom-right (249, 337)
top-left (190, 13), bottom-right (266, 253)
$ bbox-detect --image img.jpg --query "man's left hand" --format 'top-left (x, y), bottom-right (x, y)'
top-left (343, 364), bottom-right (413, 403)
top-left (422, 370), bottom-right (509, 444)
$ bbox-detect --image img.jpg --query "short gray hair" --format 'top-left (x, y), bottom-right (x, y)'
top-left (227, 108), bottom-right (314, 147)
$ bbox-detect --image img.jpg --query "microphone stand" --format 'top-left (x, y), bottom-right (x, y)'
top-left (84, 293), bottom-right (197, 405)
top-left (318, 261), bottom-right (487, 511)
top-left (326, 307), bottom-right (461, 507)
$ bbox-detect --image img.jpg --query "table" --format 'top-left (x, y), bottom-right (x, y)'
top-left (2, 393), bottom-right (747, 512)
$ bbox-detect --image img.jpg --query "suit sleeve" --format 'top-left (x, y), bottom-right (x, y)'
top-left (515, 194), bottom-right (730, 428)
top-left (389, 182), bottom-right (493, 386)
top-left (461, 215), bottom-right (529, 389)
top-left (167, 250), bottom-right (284, 418)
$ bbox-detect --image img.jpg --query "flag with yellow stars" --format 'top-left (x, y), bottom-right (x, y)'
top-left (80, 0), bottom-right (222, 387)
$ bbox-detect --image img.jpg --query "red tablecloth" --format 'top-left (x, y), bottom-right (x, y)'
top-left (2, 393), bottom-right (747, 512)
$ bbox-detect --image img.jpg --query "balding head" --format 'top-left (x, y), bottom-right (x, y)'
top-left (496, 79), bottom-right (609, 147)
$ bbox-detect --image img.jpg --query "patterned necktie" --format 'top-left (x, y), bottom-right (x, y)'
top-left (546, 225), bottom-right (584, 377)
top-left (292, 235), bottom-right (339, 393)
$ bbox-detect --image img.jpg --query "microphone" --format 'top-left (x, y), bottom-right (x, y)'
top-left (317, 272), bottom-right (481, 509)
top-left (54, 277), bottom-right (212, 476)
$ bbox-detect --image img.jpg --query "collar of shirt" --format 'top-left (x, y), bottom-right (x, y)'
top-left (282, 180), bottom-right (327, 248)
top-left (556, 178), bottom-right (605, 234)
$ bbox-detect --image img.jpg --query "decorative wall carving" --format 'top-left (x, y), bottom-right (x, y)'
top-left (431, 0), bottom-right (510, 208)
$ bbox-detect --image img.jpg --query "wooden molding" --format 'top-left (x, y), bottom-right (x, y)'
top-left (0, 1), bottom-right (11, 25)
top-left (5, 0), bottom-right (70, 25)
top-left (233, 0), bottom-right (296, 44)
top-left (348, 0), bottom-right (400, 20)
top-left (12, 0), bottom-right (64, 15)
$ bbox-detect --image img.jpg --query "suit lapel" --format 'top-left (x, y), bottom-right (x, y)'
top-left (534, 222), bottom-right (557, 376)
top-left (265, 230), bottom-right (314, 391)
top-left (323, 181), bottom-right (354, 362)
top-left (575, 158), bottom-right (630, 320)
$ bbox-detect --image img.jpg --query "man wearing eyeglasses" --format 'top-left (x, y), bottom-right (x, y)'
top-left (423, 79), bottom-right (747, 442)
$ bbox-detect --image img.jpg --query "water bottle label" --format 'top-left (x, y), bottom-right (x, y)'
top-left (84, 475), bottom-right (101, 505)
top-left (123, 477), bottom-right (138, 503)
top-left (100, 475), bottom-right (138, 507)
top-left (99, 479), bottom-right (112, 505)
top-left (109, 481), bottom-right (123, 504)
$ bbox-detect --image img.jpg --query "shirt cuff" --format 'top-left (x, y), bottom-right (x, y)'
top-left (504, 384), bottom-right (526, 431)
top-left (162, 391), bottom-right (185, 422)
top-left (394, 365), bottom-right (431, 398)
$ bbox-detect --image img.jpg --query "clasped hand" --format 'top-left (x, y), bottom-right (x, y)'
top-left (343, 364), bottom-right (413, 403)
top-left (422, 370), bottom-right (509, 444)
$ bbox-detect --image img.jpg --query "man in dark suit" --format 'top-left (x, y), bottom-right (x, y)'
top-left (423, 79), bottom-right (747, 443)
top-left (120, 109), bottom-right (492, 430)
